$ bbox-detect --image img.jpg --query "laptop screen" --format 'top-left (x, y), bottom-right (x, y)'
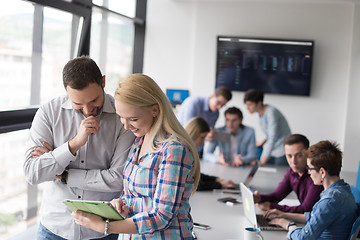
top-left (240, 182), bottom-right (286, 231)
top-left (240, 182), bottom-right (258, 228)
top-left (244, 163), bottom-right (259, 187)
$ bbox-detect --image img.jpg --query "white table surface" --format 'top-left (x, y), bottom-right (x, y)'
top-left (190, 161), bottom-right (290, 239)
top-left (191, 160), bottom-right (357, 239)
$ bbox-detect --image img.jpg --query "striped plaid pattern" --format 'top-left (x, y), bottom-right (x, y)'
top-left (120, 136), bottom-right (195, 240)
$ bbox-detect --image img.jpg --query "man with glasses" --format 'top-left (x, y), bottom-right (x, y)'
top-left (177, 86), bottom-right (232, 143)
top-left (24, 56), bottom-right (135, 240)
top-left (253, 134), bottom-right (323, 213)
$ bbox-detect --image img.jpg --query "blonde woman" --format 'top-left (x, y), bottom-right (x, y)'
top-left (185, 116), bottom-right (236, 191)
top-left (72, 74), bottom-right (200, 239)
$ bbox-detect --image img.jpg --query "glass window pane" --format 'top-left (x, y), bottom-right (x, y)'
top-left (91, 10), bottom-right (134, 96)
top-left (0, 129), bottom-right (42, 240)
top-left (93, 0), bottom-right (136, 18)
top-left (93, 0), bottom-right (103, 6)
top-left (0, 0), bottom-right (33, 111)
top-left (109, 0), bottom-right (136, 17)
top-left (40, 7), bottom-right (75, 104)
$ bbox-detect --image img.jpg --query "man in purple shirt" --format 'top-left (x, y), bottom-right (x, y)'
top-left (253, 134), bottom-right (323, 213)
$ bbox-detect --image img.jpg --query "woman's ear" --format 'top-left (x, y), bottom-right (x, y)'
top-left (319, 167), bottom-right (326, 177)
top-left (152, 104), bottom-right (160, 118)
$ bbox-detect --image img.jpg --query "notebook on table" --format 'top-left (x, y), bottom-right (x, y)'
top-left (240, 182), bottom-right (286, 231)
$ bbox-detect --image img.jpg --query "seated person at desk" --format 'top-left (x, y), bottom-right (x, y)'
top-left (244, 89), bottom-right (291, 166)
top-left (204, 107), bottom-right (257, 166)
top-left (264, 140), bottom-right (358, 240)
top-left (254, 134), bottom-right (323, 213)
top-left (185, 116), bottom-right (237, 191)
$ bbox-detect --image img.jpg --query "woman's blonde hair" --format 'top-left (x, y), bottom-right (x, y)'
top-left (184, 117), bottom-right (210, 141)
top-left (114, 74), bottom-right (200, 193)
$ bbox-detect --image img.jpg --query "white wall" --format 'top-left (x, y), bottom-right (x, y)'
top-left (143, 0), bottom-right (358, 173)
top-left (344, 2), bottom-right (360, 173)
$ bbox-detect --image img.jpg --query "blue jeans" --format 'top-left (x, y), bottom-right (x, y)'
top-left (256, 146), bottom-right (263, 160)
top-left (38, 222), bottom-right (119, 240)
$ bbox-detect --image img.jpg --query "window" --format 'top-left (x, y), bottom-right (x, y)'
top-left (0, 0), bottom-right (146, 239)
top-left (0, 1), bottom-right (33, 111)
top-left (0, 130), bottom-right (36, 239)
top-left (93, 0), bottom-right (136, 18)
top-left (91, 7), bottom-right (134, 95)
top-left (40, 7), bottom-right (79, 103)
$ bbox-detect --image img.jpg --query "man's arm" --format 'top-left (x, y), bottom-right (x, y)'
top-left (240, 128), bottom-right (257, 164)
top-left (260, 110), bottom-right (278, 165)
top-left (259, 169), bottom-right (293, 203)
top-left (269, 179), bottom-right (323, 213)
top-left (203, 139), bottom-right (219, 162)
top-left (24, 107), bottom-right (75, 184)
top-left (177, 97), bottom-right (199, 126)
top-left (67, 127), bottom-right (135, 192)
top-left (257, 138), bottom-right (267, 148)
top-left (25, 106), bottom-right (135, 193)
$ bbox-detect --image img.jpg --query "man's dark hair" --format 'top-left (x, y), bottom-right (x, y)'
top-left (243, 89), bottom-right (264, 104)
top-left (215, 86), bottom-right (232, 101)
top-left (224, 107), bottom-right (244, 129)
top-left (62, 56), bottom-right (103, 90)
top-left (284, 134), bottom-right (310, 149)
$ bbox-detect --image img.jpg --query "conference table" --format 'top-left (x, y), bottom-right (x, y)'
top-left (191, 160), bottom-right (358, 239)
top-left (190, 161), bottom-right (290, 239)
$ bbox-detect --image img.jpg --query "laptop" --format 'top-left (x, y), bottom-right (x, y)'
top-left (230, 163), bottom-right (259, 191)
top-left (243, 162), bottom-right (259, 187)
top-left (213, 130), bottom-right (231, 143)
top-left (240, 182), bottom-right (286, 231)
top-left (212, 163), bottom-right (259, 195)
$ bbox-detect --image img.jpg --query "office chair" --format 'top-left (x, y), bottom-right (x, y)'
top-left (349, 215), bottom-right (360, 240)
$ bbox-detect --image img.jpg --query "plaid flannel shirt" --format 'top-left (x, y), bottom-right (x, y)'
top-left (120, 136), bottom-right (195, 240)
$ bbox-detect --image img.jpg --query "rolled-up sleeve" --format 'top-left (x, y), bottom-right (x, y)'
top-left (24, 107), bottom-right (76, 184)
top-left (287, 198), bottom-right (338, 240)
top-left (67, 128), bottom-right (135, 192)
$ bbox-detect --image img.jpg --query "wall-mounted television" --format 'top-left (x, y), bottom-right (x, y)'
top-left (215, 36), bottom-right (314, 96)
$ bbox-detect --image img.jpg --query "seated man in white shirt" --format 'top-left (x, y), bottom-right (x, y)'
top-left (204, 107), bottom-right (257, 166)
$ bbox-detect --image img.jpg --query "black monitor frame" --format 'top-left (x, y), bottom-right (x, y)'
top-left (215, 36), bottom-right (314, 96)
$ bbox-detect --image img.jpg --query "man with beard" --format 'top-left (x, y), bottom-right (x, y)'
top-left (24, 56), bottom-right (135, 240)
